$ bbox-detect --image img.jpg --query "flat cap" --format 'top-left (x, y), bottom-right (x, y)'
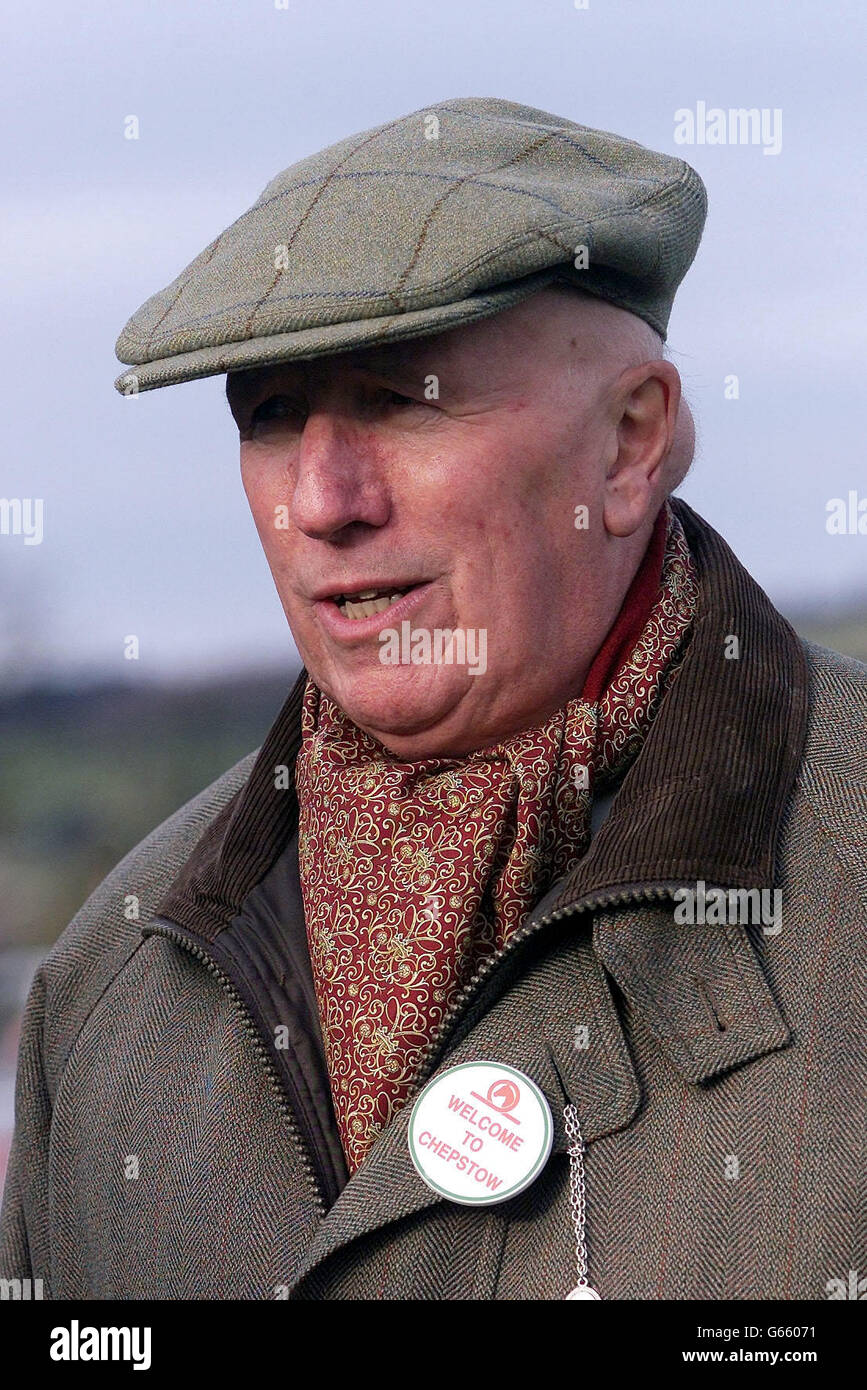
top-left (114, 97), bottom-right (707, 395)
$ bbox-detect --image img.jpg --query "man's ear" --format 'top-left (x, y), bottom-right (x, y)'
top-left (602, 361), bottom-right (681, 538)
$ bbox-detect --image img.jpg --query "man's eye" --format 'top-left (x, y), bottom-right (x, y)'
top-left (384, 390), bottom-right (430, 410)
top-left (248, 396), bottom-right (304, 428)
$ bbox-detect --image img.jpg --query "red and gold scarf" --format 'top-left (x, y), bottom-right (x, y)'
top-left (296, 503), bottom-right (698, 1171)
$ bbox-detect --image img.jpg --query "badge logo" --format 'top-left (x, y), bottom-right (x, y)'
top-left (408, 1060), bottom-right (553, 1205)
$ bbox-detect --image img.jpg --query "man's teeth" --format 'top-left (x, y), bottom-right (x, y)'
top-left (336, 589), bottom-right (408, 620)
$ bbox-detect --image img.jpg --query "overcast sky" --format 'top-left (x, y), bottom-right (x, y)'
top-left (1, 0), bottom-right (865, 683)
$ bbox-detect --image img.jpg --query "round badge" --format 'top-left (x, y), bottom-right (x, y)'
top-left (408, 1060), bottom-right (553, 1205)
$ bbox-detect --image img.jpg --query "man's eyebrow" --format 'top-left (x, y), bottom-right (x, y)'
top-left (356, 350), bottom-right (459, 394)
top-left (358, 361), bottom-right (429, 388)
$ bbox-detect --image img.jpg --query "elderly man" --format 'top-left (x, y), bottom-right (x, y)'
top-left (2, 98), bottom-right (865, 1302)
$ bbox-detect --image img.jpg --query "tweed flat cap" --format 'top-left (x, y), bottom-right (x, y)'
top-left (114, 97), bottom-right (707, 395)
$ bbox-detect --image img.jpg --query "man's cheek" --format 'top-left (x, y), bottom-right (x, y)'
top-left (251, 494), bottom-right (290, 554)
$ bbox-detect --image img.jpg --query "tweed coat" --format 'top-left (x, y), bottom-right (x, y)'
top-left (1, 501), bottom-right (865, 1300)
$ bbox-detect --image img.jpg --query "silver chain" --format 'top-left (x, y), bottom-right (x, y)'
top-left (563, 1103), bottom-right (600, 1299)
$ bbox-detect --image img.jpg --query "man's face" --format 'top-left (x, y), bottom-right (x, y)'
top-left (227, 288), bottom-right (660, 759)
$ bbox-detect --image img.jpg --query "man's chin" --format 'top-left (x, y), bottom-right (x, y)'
top-left (316, 663), bottom-right (473, 757)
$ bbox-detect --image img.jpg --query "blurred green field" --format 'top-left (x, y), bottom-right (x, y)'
top-left (0, 672), bottom-right (295, 948)
top-left (1, 610), bottom-right (865, 950)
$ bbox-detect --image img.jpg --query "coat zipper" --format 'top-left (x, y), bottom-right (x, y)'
top-left (147, 882), bottom-right (682, 1220)
top-left (145, 921), bottom-right (329, 1218)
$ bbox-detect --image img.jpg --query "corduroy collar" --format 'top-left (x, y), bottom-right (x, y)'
top-left (159, 499), bottom-right (810, 939)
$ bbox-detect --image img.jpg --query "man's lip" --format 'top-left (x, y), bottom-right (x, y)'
top-left (312, 578), bottom-right (428, 602)
top-left (313, 580), bottom-right (435, 641)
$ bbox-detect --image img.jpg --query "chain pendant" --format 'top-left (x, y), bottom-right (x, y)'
top-left (563, 1103), bottom-right (602, 1301)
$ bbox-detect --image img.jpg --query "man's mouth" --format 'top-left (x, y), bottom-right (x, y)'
top-left (331, 585), bottom-right (415, 620)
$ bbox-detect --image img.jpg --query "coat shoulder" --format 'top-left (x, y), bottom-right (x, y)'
top-left (794, 640), bottom-right (867, 908)
top-left (801, 639), bottom-right (867, 766)
top-left (32, 751), bottom-right (257, 1095)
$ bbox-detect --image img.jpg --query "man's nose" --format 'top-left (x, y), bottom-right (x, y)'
top-left (289, 412), bottom-right (390, 539)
